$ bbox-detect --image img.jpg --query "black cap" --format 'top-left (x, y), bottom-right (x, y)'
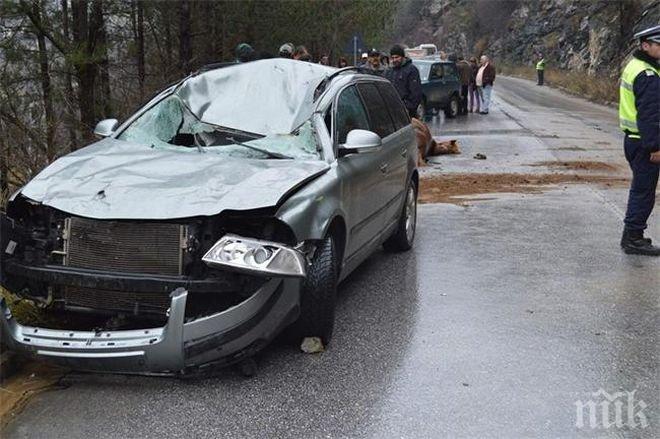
top-left (368, 48), bottom-right (380, 57)
top-left (235, 43), bottom-right (255, 62)
top-left (390, 45), bottom-right (405, 57)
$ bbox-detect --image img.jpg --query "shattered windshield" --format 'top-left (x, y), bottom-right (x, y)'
top-left (118, 95), bottom-right (320, 160)
top-left (116, 59), bottom-right (336, 160)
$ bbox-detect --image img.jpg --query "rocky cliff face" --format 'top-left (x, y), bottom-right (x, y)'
top-left (394, 0), bottom-right (659, 77)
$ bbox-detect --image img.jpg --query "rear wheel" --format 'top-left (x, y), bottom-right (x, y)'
top-left (444, 94), bottom-right (459, 118)
top-left (288, 235), bottom-right (337, 346)
top-left (384, 180), bottom-right (417, 252)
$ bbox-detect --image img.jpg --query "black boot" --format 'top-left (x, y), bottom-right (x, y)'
top-left (620, 229), bottom-right (660, 256)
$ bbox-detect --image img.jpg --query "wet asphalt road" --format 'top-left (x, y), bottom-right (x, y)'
top-left (5, 77), bottom-right (659, 438)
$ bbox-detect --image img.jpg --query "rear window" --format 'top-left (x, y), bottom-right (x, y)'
top-left (430, 63), bottom-right (444, 80)
top-left (376, 82), bottom-right (410, 131)
top-left (356, 83), bottom-right (395, 138)
top-left (444, 64), bottom-right (458, 80)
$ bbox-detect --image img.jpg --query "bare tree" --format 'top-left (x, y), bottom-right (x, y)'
top-left (178, 0), bottom-right (192, 74)
top-left (31, 0), bottom-right (56, 160)
top-left (61, 0), bottom-right (79, 151)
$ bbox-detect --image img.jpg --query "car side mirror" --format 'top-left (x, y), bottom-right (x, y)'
top-left (94, 118), bottom-right (119, 138)
top-left (339, 129), bottom-right (382, 154)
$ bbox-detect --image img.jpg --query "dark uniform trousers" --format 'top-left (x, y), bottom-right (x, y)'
top-left (537, 69), bottom-right (544, 85)
top-left (624, 134), bottom-right (659, 231)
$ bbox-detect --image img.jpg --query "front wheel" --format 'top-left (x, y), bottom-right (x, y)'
top-left (384, 180), bottom-right (417, 252)
top-left (287, 235), bottom-right (337, 346)
top-left (444, 94), bottom-right (459, 118)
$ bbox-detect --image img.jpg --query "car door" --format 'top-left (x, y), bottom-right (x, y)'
top-left (333, 85), bottom-right (388, 260)
top-left (442, 63), bottom-right (460, 100)
top-left (375, 81), bottom-right (413, 227)
top-left (356, 81), bottom-right (407, 231)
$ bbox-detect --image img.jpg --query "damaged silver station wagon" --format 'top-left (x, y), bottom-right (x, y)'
top-left (0, 59), bottom-right (418, 375)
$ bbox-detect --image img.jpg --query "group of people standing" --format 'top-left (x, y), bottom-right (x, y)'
top-left (357, 45), bottom-right (499, 121)
top-left (233, 41), bottom-right (497, 121)
top-left (456, 55), bottom-right (496, 115)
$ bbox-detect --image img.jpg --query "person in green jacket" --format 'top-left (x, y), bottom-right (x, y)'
top-left (536, 53), bottom-right (546, 86)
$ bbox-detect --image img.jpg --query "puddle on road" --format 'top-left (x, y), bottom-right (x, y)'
top-left (420, 172), bottom-right (628, 204)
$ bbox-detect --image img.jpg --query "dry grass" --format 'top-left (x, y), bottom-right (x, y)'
top-left (499, 64), bottom-right (619, 105)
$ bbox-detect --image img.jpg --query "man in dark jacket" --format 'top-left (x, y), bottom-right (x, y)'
top-left (366, 49), bottom-right (385, 76)
top-left (456, 56), bottom-right (472, 115)
top-left (235, 43), bottom-right (256, 63)
top-left (385, 45), bottom-right (422, 118)
top-left (618, 25), bottom-right (660, 255)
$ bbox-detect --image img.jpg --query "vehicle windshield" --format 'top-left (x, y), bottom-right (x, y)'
top-left (116, 59), bottom-right (337, 160)
top-left (118, 94), bottom-right (320, 160)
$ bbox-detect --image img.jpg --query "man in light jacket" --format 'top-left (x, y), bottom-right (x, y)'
top-left (476, 55), bottom-right (496, 114)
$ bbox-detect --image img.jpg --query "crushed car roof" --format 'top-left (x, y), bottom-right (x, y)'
top-left (175, 59), bottom-right (336, 135)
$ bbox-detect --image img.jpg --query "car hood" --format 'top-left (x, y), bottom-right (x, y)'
top-left (20, 138), bottom-right (330, 220)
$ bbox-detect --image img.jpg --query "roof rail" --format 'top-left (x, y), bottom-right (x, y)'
top-left (193, 61), bottom-right (239, 75)
top-left (313, 66), bottom-right (377, 101)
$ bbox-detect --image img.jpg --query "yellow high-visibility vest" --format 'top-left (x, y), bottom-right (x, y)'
top-left (536, 59), bottom-right (546, 70)
top-left (619, 57), bottom-right (659, 133)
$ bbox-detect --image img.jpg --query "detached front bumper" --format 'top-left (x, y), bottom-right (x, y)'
top-left (0, 278), bottom-right (301, 375)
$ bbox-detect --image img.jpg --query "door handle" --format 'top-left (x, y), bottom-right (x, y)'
top-left (379, 163), bottom-right (389, 173)
top-left (400, 147), bottom-right (407, 157)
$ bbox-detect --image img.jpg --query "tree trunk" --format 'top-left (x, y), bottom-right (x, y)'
top-left (97, 1), bottom-right (112, 118)
top-left (204, 0), bottom-right (217, 64)
top-left (32, 0), bottom-right (56, 161)
top-left (0, 119), bottom-right (8, 196)
top-left (221, 7), bottom-right (227, 61)
top-left (61, 0), bottom-right (79, 150)
top-left (163, 3), bottom-right (172, 68)
top-left (178, 0), bottom-right (192, 74)
top-left (70, 0), bottom-right (103, 141)
top-left (136, 0), bottom-right (145, 99)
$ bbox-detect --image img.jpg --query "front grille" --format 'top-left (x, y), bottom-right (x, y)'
top-left (63, 286), bottom-right (171, 315)
top-left (61, 217), bottom-right (187, 315)
top-left (66, 217), bottom-right (185, 275)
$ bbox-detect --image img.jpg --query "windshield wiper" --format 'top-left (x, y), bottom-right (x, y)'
top-left (226, 137), bottom-right (294, 159)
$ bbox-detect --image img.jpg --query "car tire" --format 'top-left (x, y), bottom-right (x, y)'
top-left (444, 94), bottom-right (459, 118)
top-left (384, 180), bottom-right (417, 252)
top-left (287, 235), bottom-right (337, 346)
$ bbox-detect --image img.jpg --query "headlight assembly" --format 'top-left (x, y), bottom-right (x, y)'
top-left (202, 234), bottom-right (306, 277)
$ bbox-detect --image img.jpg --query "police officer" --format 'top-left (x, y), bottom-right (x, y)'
top-left (619, 25), bottom-right (660, 256)
top-left (536, 53), bottom-right (545, 86)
